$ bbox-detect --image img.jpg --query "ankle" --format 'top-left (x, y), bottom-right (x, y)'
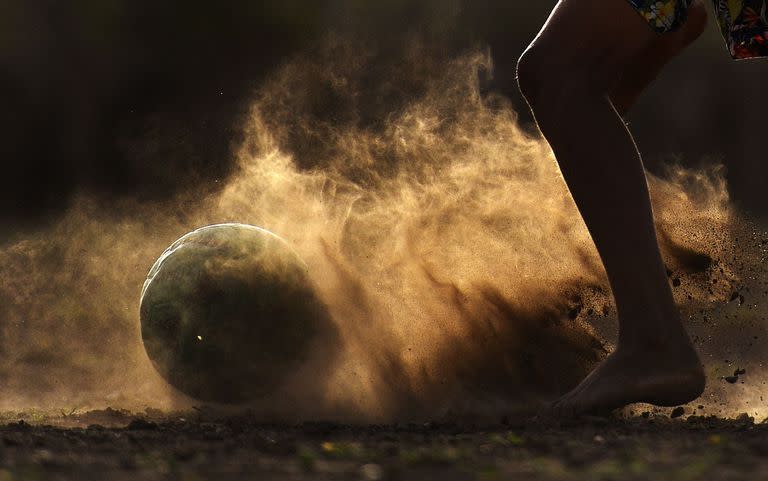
top-left (616, 329), bottom-right (696, 356)
top-left (616, 307), bottom-right (690, 350)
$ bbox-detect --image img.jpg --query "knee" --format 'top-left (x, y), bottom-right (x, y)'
top-left (516, 46), bottom-right (610, 112)
top-left (516, 47), bottom-right (549, 107)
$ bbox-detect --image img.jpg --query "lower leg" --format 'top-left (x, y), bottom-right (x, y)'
top-left (525, 88), bottom-right (703, 415)
top-left (533, 87), bottom-right (684, 346)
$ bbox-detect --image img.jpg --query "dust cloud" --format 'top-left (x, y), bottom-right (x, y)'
top-left (0, 36), bottom-right (756, 422)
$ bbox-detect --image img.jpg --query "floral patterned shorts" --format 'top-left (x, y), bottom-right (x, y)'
top-left (626, 0), bottom-right (768, 59)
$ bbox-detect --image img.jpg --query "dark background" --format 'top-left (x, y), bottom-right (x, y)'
top-left (1, 0), bottom-right (765, 235)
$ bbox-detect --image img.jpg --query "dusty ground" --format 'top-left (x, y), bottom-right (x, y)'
top-left (0, 409), bottom-right (765, 480)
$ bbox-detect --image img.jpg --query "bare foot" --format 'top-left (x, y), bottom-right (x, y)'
top-left (549, 338), bottom-right (705, 417)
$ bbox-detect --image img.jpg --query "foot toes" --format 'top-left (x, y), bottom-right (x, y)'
top-left (561, 402), bottom-right (577, 419)
top-left (549, 397), bottom-right (575, 419)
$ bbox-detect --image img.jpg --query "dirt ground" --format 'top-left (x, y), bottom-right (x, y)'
top-left (0, 409), bottom-right (765, 481)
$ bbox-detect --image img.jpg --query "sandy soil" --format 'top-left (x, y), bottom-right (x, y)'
top-left (0, 409), bottom-right (764, 480)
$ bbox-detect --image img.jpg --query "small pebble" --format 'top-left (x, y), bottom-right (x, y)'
top-left (360, 463), bottom-right (383, 481)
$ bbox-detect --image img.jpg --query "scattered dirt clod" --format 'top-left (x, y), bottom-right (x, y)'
top-left (670, 407), bottom-right (685, 419)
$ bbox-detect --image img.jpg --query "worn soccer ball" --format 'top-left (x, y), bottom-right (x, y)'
top-left (139, 223), bottom-right (328, 403)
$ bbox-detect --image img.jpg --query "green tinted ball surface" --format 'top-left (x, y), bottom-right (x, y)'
top-left (140, 223), bottom-right (324, 403)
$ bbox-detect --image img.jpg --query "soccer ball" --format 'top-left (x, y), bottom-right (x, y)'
top-left (139, 223), bottom-right (329, 403)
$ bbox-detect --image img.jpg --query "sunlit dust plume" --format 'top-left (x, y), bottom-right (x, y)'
top-left (0, 37), bottom-right (751, 421)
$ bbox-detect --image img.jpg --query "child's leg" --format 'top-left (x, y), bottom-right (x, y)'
top-left (516, 0), bottom-right (705, 416)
